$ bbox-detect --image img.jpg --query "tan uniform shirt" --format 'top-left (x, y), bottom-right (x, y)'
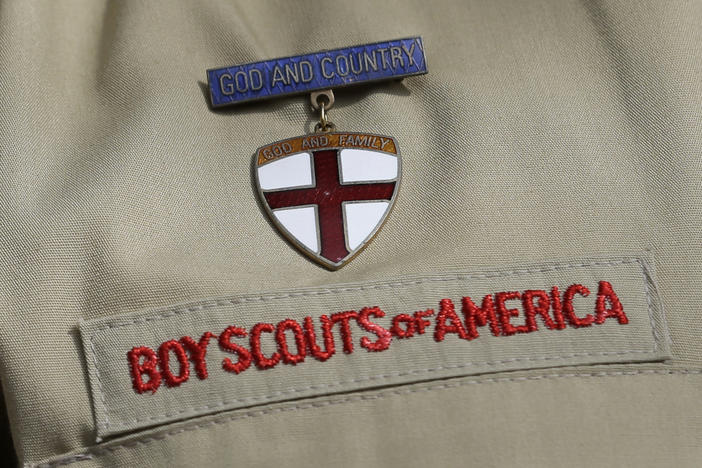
top-left (1, 1), bottom-right (700, 466)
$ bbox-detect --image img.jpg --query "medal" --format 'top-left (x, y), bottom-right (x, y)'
top-left (206, 38), bottom-right (427, 269)
top-left (253, 89), bottom-right (401, 270)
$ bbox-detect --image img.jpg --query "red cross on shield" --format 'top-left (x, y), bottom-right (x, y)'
top-left (254, 132), bottom-right (401, 269)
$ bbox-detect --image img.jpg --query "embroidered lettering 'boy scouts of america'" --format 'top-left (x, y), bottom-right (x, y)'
top-left (207, 38), bottom-right (426, 269)
top-left (254, 133), bottom-right (400, 269)
top-left (80, 255), bottom-right (671, 439)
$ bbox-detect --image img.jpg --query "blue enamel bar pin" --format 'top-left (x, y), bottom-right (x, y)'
top-left (207, 38), bottom-right (427, 270)
top-left (207, 37), bottom-right (426, 107)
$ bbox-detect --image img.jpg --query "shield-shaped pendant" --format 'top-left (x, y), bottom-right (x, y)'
top-left (254, 132), bottom-right (401, 269)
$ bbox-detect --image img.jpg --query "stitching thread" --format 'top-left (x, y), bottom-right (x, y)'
top-left (219, 326), bottom-right (251, 374)
top-left (40, 369), bottom-right (701, 468)
top-left (88, 257), bottom-right (664, 431)
top-left (98, 349), bottom-right (659, 429)
top-left (304, 314), bottom-right (335, 361)
top-left (35, 454), bottom-right (94, 468)
top-left (158, 340), bottom-right (190, 387)
top-left (127, 347), bottom-right (161, 394)
top-left (639, 259), bottom-right (660, 351)
top-left (88, 336), bottom-right (110, 430)
top-left (91, 259), bottom-right (643, 332)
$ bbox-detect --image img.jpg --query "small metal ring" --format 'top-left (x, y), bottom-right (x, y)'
top-left (319, 102), bottom-right (327, 127)
top-left (314, 121), bottom-right (336, 133)
top-left (310, 89), bottom-right (335, 111)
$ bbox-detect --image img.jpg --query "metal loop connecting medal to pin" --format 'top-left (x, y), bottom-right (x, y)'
top-left (206, 37), bottom-right (427, 269)
top-left (311, 90), bottom-right (336, 133)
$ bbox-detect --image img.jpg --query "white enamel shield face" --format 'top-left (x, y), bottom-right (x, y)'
top-left (254, 133), bottom-right (401, 269)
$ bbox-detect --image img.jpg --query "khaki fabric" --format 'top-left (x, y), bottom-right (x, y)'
top-left (0, 0), bottom-right (699, 467)
top-left (42, 371), bottom-right (702, 468)
top-left (80, 255), bottom-right (671, 439)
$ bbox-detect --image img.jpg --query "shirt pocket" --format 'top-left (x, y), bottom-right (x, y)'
top-left (79, 253), bottom-right (670, 440)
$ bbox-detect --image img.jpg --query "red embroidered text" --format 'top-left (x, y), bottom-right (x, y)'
top-left (127, 280), bottom-right (628, 394)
